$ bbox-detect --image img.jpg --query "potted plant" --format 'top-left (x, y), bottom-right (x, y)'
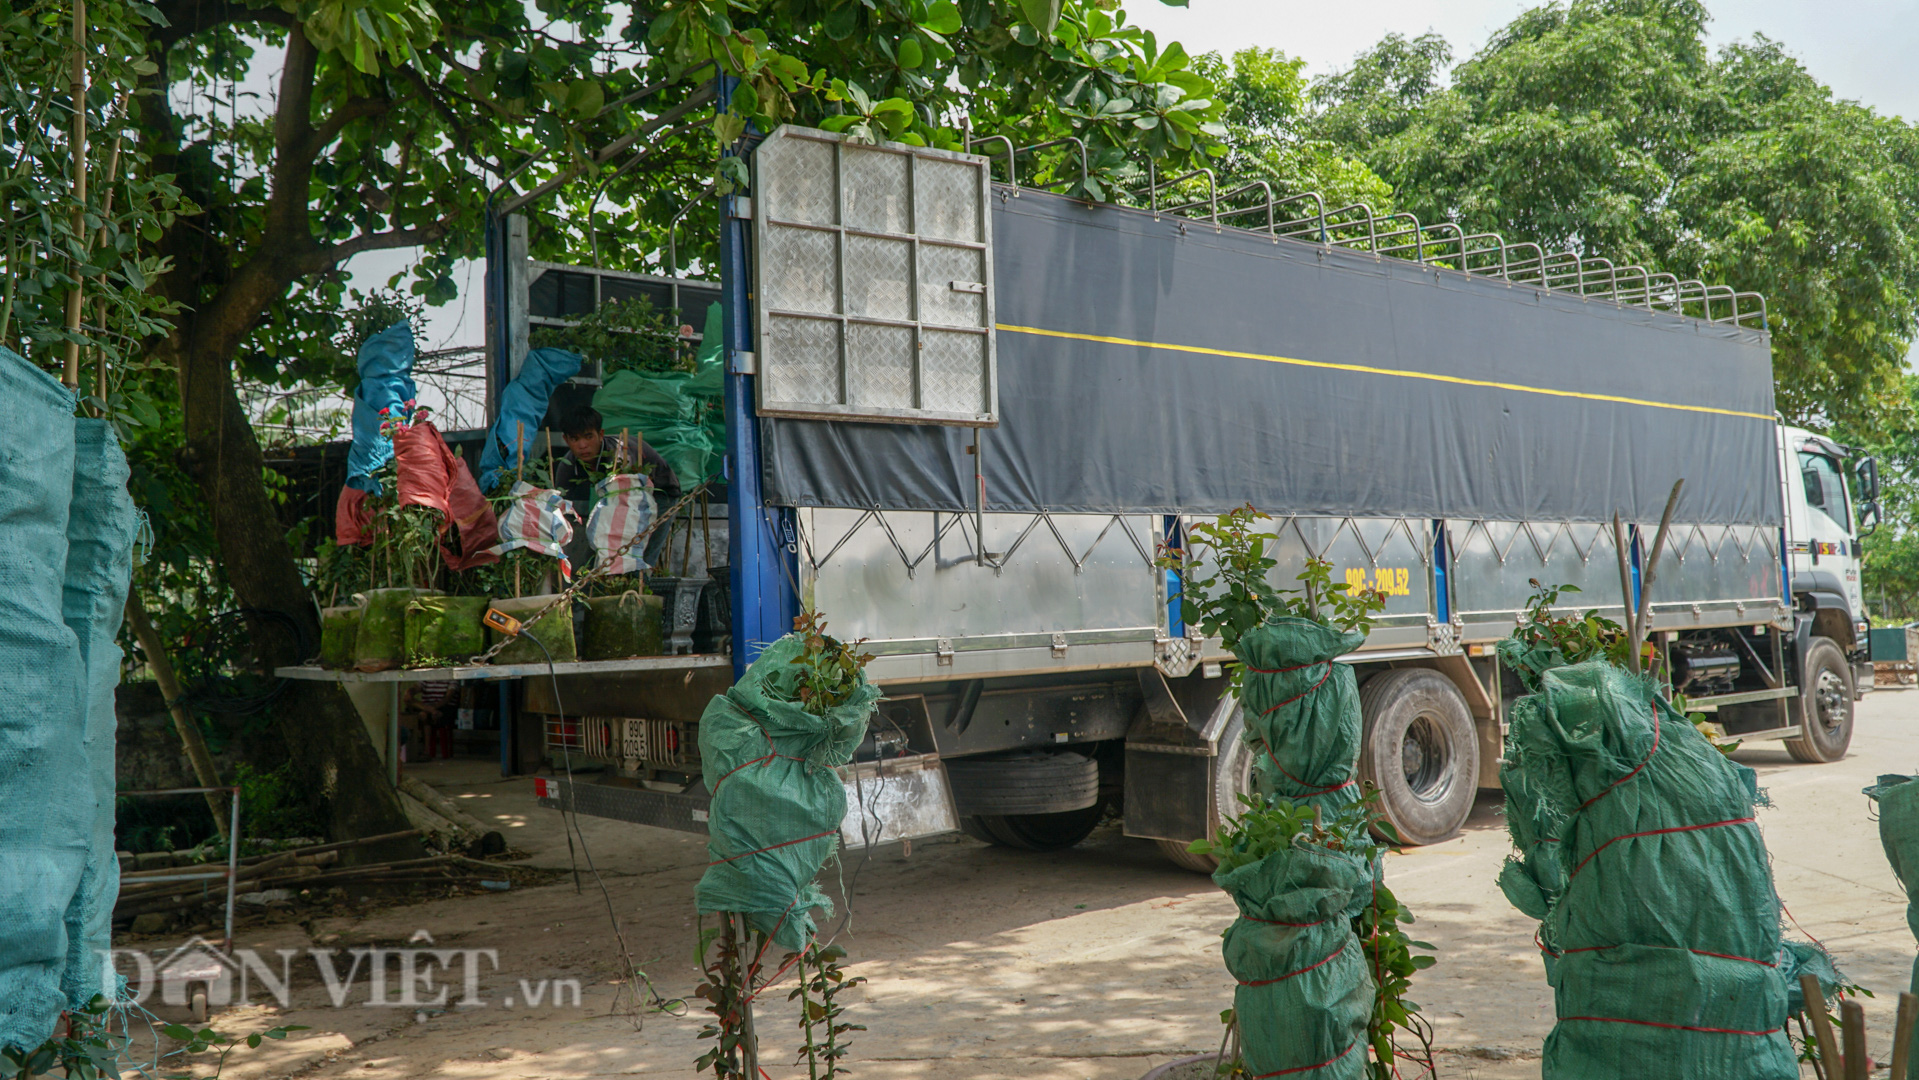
top-left (481, 443), bottom-right (578, 665)
top-left (352, 452), bottom-right (445, 672)
top-left (579, 434), bottom-right (664, 661)
top-left (313, 537), bottom-right (367, 670)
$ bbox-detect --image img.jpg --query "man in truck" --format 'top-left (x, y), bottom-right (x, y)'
top-left (552, 405), bottom-right (680, 567)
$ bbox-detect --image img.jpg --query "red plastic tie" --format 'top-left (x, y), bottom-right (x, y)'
top-left (707, 828), bottom-right (839, 867)
top-left (1256, 663), bottom-right (1336, 714)
top-left (1247, 1040), bottom-right (1358, 1077)
top-left (1237, 942), bottom-right (1347, 987)
top-left (1568, 817), bottom-right (1757, 880)
top-left (1558, 1015), bottom-right (1782, 1037)
top-left (1255, 736), bottom-right (1358, 799)
top-left (1575, 712), bottom-right (1662, 812)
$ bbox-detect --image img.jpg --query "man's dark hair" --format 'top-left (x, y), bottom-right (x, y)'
top-left (561, 405), bottom-right (603, 439)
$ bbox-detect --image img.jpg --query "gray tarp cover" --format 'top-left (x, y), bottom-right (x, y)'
top-left (762, 190), bottom-right (1781, 527)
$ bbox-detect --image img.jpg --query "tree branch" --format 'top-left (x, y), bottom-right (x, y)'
top-left (392, 63), bottom-right (503, 173)
top-left (151, 0), bottom-right (290, 47)
top-left (299, 221), bottom-right (452, 276)
top-left (266, 26), bottom-right (320, 243)
top-left (305, 96), bottom-right (390, 162)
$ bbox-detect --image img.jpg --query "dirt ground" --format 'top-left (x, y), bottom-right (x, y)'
top-left (119, 688), bottom-right (1919, 1080)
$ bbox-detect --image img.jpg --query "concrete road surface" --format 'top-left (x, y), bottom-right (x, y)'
top-left (141, 687), bottom-right (1917, 1080)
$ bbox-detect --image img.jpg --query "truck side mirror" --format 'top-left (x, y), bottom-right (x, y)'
top-left (1859, 455), bottom-right (1882, 503)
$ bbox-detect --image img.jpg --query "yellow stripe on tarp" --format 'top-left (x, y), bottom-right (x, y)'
top-left (995, 323), bottom-right (1774, 421)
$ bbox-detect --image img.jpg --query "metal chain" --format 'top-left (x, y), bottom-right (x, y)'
top-left (467, 481), bottom-right (715, 665)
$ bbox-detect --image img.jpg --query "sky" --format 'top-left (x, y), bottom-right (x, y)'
top-left (353, 0), bottom-right (1919, 353)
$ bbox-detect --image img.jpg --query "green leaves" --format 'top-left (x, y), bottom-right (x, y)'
top-left (1018, 0), bottom-right (1064, 39)
top-left (290, 0), bottom-right (442, 76)
top-left (788, 610), bottom-right (875, 715)
top-left (1156, 505), bottom-right (1387, 669)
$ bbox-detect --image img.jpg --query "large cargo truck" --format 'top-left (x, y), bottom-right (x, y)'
top-left (518, 125), bottom-right (1879, 861)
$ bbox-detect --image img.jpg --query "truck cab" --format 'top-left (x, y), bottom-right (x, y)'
top-left (1779, 424), bottom-right (1878, 750)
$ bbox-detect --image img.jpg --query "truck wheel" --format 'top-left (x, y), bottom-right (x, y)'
top-left (969, 805), bottom-right (1105, 851)
top-left (950, 750), bottom-right (1101, 851)
top-left (1786, 638), bottom-right (1854, 763)
top-left (1358, 669), bottom-right (1479, 846)
top-left (1156, 704), bottom-right (1256, 873)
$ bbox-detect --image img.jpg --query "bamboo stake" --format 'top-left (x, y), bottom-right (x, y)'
top-left (1892, 991), bottom-right (1917, 1080)
top-left (1804, 974), bottom-right (1845, 1078)
top-left (1632, 479), bottom-right (1685, 664)
top-left (1612, 513), bottom-right (1639, 674)
top-left (61, 0), bottom-right (88, 388)
top-left (89, 96), bottom-right (130, 404)
top-left (125, 592), bottom-right (228, 837)
top-left (515, 423), bottom-right (527, 597)
top-left (1842, 998), bottom-right (1869, 1080)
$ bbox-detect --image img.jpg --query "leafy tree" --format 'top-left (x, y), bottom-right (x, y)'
top-left (1194, 47), bottom-right (1393, 221)
top-left (1309, 0), bottom-right (1919, 431)
top-left (0, 0), bottom-right (1223, 840)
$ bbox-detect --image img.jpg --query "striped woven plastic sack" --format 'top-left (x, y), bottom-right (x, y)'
top-left (585, 473), bottom-right (656, 575)
top-left (490, 482), bottom-right (575, 576)
top-left (1216, 617), bottom-right (1373, 1079)
top-left (1499, 661), bottom-right (1802, 1079)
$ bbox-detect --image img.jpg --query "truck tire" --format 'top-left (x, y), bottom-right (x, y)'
top-left (950, 750), bottom-right (1104, 852)
top-left (966, 806), bottom-right (1106, 852)
top-left (1358, 668), bottom-right (1479, 846)
top-left (1156, 704), bottom-right (1256, 873)
top-left (1786, 637), bottom-right (1854, 763)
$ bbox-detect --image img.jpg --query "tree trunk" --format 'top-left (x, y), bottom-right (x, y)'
top-left (174, 329), bottom-right (418, 860)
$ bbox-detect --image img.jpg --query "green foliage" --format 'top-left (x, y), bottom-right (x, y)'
top-left (788, 942), bottom-right (867, 1078)
top-left (695, 917), bottom-right (754, 1079)
top-left (0, 994), bottom-right (305, 1080)
top-left (530, 296), bottom-right (692, 376)
top-left (235, 761), bottom-right (325, 840)
top-left (312, 536), bottom-right (369, 607)
top-left (1156, 505), bottom-right (1388, 658)
top-left (653, 0), bottom-right (1226, 203)
top-left (1190, 789), bottom-right (1436, 1080)
top-left (788, 611), bottom-right (876, 716)
top-left (0, 0), bottom-right (189, 390)
top-left (1186, 790), bottom-right (1373, 871)
top-left (1195, 47), bottom-right (1394, 219)
top-left (1507, 580), bottom-right (1632, 683)
top-left (1308, 1), bottom-right (1919, 431)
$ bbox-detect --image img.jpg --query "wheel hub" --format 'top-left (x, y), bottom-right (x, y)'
top-left (1815, 670), bottom-right (1848, 733)
top-left (1401, 715), bottom-right (1453, 804)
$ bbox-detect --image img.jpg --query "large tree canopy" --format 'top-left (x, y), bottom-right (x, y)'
top-left (1310, 0), bottom-right (1919, 431)
top-left (0, 0), bottom-right (1223, 841)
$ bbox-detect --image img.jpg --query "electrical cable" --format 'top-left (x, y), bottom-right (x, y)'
top-left (519, 624), bottom-right (685, 1025)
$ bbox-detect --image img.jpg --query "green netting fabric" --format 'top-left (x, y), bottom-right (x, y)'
top-left (1236, 618), bottom-right (1367, 811)
top-left (1499, 661), bottom-right (1800, 1079)
top-left (593, 304), bottom-right (725, 485)
top-left (1215, 618), bottom-right (1372, 1079)
top-left (694, 635), bottom-right (879, 952)
top-left (1865, 774), bottom-right (1919, 1067)
top-left (0, 353), bottom-right (134, 1050)
top-left (1216, 843), bottom-right (1373, 1078)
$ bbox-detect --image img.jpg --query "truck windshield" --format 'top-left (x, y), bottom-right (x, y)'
top-left (1798, 451), bottom-right (1852, 532)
